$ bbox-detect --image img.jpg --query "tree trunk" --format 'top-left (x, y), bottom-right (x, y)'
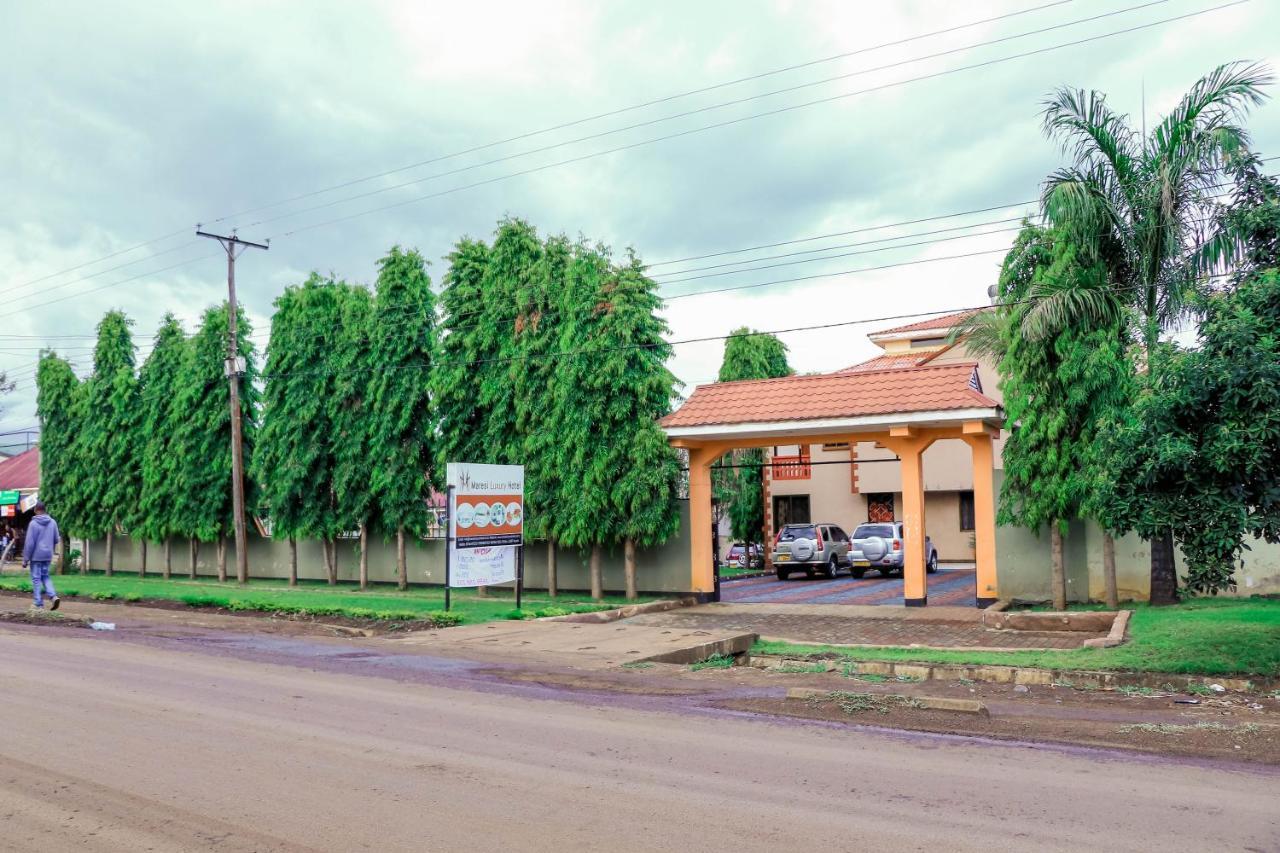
top-left (105, 528), bottom-right (114, 577)
top-left (624, 538), bottom-right (637, 601)
top-left (1149, 529), bottom-right (1179, 605)
top-left (139, 540), bottom-right (147, 579)
top-left (1050, 522), bottom-right (1067, 612)
top-left (288, 537), bottom-right (298, 587)
top-left (189, 538), bottom-right (198, 579)
top-left (1102, 531), bottom-right (1119, 610)
top-left (590, 544), bottom-right (603, 601)
top-left (163, 537), bottom-right (172, 581)
top-left (358, 523), bottom-right (369, 591)
top-left (325, 538), bottom-right (338, 585)
top-left (216, 535), bottom-right (227, 582)
top-left (58, 538), bottom-right (69, 575)
top-left (396, 526), bottom-right (407, 591)
top-left (82, 538), bottom-right (89, 575)
top-left (546, 538), bottom-right (557, 598)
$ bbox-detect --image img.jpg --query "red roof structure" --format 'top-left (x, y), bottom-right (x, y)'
top-left (870, 309), bottom-right (982, 337)
top-left (833, 353), bottom-right (929, 374)
top-left (661, 363), bottom-right (998, 429)
top-left (0, 447), bottom-right (39, 492)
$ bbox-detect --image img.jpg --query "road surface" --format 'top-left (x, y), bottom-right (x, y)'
top-left (1, 625), bottom-right (1276, 852)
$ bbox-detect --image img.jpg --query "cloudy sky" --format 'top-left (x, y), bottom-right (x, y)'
top-left (4, 0), bottom-right (1278, 432)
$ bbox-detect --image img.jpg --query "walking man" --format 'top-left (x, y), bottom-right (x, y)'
top-left (23, 502), bottom-right (60, 611)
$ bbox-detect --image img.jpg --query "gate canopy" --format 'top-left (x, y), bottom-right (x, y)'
top-left (662, 363), bottom-right (1004, 607)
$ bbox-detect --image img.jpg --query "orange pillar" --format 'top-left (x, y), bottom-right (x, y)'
top-left (964, 431), bottom-right (999, 607)
top-left (897, 441), bottom-right (928, 607)
top-left (686, 444), bottom-right (722, 596)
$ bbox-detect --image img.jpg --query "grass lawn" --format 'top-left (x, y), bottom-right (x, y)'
top-left (754, 597), bottom-right (1280, 677)
top-left (0, 569), bottom-right (650, 626)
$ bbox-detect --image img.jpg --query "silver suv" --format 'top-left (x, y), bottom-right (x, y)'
top-left (849, 522), bottom-right (938, 579)
top-left (772, 523), bottom-right (851, 580)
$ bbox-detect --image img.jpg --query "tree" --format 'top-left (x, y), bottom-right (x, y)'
top-left (137, 314), bottom-right (189, 579)
top-left (35, 353), bottom-right (82, 573)
top-left (367, 246), bottom-right (438, 590)
top-left (1040, 61), bottom-right (1272, 604)
top-left (173, 304), bottom-right (260, 582)
top-left (713, 328), bottom-right (793, 566)
top-left (553, 244), bottom-right (681, 599)
top-left (330, 285), bottom-right (375, 589)
top-left (434, 238), bottom-right (491, 470)
top-left (254, 274), bottom-right (345, 585)
top-left (84, 310), bottom-right (141, 575)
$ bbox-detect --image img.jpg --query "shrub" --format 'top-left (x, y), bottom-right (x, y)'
top-left (90, 591), bottom-right (117, 601)
top-left (124, 592), bottom-right (142, 603)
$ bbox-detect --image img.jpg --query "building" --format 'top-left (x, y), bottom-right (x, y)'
top-left (763, 310), bottom-right (1001, 564)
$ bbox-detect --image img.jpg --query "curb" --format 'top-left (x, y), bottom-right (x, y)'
top-left (541, 597), bottom-right (694, 624)
top-left (638, 632), bottom-right (757, 665)
top-left (751, 654), bottom-right (1270, 693)
top-left (1083, 609), bottom-right (1131, 648)
top-left (785, 687), bottom-right (988, 716)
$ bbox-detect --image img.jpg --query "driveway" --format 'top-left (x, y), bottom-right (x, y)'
top-left (721, 565), bottom-right (976, 607)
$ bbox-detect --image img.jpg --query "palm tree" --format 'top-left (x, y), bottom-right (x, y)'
top-left (1039, 61), bottom-right (1272, 604)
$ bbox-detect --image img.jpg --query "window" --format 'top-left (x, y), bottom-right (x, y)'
top-left (866, 493), bottom-right (894, 523)
top-left (959, 491), bottom-right (975, 531)
top-left (821, 441), bottom-right (850, 451)
top-left (773, 495), bottom-right (811, 528)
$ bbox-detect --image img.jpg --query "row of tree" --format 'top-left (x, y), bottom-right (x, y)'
top-left (975, 61), bottom-right (1280, 605)
top-left (37, 221), bottom-right (682, 598)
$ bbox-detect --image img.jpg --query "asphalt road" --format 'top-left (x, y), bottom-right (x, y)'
top-left (1, 626), bottom-right (1277, 852)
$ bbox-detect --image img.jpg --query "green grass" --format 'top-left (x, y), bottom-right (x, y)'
top-left (0, 570), bottom-right (642, 626)
top-left (689, 653), bottom-right (736, 671)
top-left (754, 597), bottom-right (1280, 677)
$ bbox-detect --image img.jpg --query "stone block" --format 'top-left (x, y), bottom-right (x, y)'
top-left (917, 696), bottom-right (989, 715)
top-left (894, 664), bottom-right (933, 682)
top-left (1014, 668), bottom-right (1054, 686)
top-left (972, 665), bottom-right (1015, 683)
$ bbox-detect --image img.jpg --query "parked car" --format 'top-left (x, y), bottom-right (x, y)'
top-left (771, 523), bottom-right (851, 580)
top-left (848, 522), bottom-right (938, 578)
top-left (725, 542), bottom-right (762, 569)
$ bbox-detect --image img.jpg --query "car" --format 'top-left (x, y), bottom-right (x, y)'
top-left (771, 523), bottom-right (851, 580)
top-left (725, 542), bottom-right (762, 569)
top-left (848, 521), bottom-right (938, 579)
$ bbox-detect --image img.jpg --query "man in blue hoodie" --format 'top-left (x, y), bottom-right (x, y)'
top-left (23, 502), bottom-right (60, 611)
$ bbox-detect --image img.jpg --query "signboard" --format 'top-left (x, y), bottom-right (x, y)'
top-left (0, 505), bottom-right (13, 518)
top-left (446, 462), bottom-right (524, 589)
top-left (0, 490), bottom-right (19, 505)
top-left (19, 493), bottom-right (39, 513)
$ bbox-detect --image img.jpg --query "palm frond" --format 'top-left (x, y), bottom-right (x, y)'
top-left (1041, 86), bottom-right (1140, 191)
top-left (948, 308), bottom-right (1006, 361)
top-left (1151, 61), bottom-right (1272, 159)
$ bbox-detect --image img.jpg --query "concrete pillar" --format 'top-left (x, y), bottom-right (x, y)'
top-left (897, 441), bottom-right (928, 607)
top-left (686, 444), bottom-right (723, 596)
top-left (964, 430), bottom-right (999, 607)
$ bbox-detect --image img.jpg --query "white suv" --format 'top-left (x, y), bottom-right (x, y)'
top-left (849, 522), bottom-right (938, 578)
top-left (771, 523), bottom-right (852, 580)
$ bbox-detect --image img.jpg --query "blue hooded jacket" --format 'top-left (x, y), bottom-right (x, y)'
top-left (23, 513), bottom-right (60, 564)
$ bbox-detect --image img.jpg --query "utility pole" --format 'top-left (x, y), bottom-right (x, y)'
top-left (196, 228), bottom-right (268, 585)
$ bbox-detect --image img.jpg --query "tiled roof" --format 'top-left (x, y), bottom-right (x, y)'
top-left (661, 363), bottom-right (999, 429)
top-left (0, 447), bottom-right (39, 491)
top-left (833, 353), bottom-right (928, 374)
top-left (871, 309), bottom-right (983, 337)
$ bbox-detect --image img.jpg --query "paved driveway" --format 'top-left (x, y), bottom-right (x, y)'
top-left (720, 566), bottom-right (976, 607)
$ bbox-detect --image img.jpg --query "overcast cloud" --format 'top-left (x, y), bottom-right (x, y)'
top-left (3, 0), bottom-right (1278, 431)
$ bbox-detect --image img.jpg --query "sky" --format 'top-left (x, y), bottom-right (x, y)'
top-left (3, 0), bottom-right (1279, 433)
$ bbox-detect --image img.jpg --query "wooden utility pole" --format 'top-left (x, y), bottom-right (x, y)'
top-left (196, 228), bottom-right (268, 586)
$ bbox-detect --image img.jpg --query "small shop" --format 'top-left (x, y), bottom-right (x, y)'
top-left (0, 448), bottom-right (41, 564)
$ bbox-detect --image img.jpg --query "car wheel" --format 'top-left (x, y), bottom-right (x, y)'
top-left (926, 551), bottom-right (938, 573)
top-left (878, 566), bottom-right (894, 577)
top-left (776, 567), bottom-right (790, 581)
top-left (851, 567), bottom-right (866, 579)
top-left (825, 556), bottom-right (839, 578)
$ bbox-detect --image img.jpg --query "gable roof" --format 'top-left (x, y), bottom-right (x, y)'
top-left (870, 309), bottom-right (982, 338)
top-left (0, 447), bottom-right (39, 491)
top-left (833, 353), bottom-right (929, 374)
top-left (661, 362), bottom-right (999, 430)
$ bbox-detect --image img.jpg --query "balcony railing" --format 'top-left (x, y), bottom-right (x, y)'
top-left (771, 455), bottom-right (811, 480)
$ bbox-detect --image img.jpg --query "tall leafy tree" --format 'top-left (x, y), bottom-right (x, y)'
top-left (84, 310), bottom-right (140, 575)
top-left (173, 304), bottom-right (260, 582)
top-left (330, 285), bottom-right (375, 589)
top-left (368, 246), bottom-right (438, 590)
top-left (35, 353), bottom-right (83, 573)
top-left (554, 244), bottom-right (681, 599)
top-left (137, 314), bottom-right (189, 579)
top-left (434, 238), bottom-right (490, 470)
top-left (1040, 61), bottom-right (1272, 603)
top-left (254, 274), bottom-right (345, 585)
top-left (714, 328), bottom-right (792, 565)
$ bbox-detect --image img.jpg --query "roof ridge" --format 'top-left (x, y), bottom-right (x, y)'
top-left (697, 360), bottom-right (977, 392)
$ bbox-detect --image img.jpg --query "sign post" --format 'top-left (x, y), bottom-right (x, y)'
top-left (444, 485), bottom-right (454, 612)
top-left (446, 462), bottom-right (524, 608)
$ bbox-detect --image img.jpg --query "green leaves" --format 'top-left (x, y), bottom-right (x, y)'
top-left (138, 314), bottom-right (189, 542)
top-left (84, 310), bottom-right (140, 535)
top-left (35, 354), bottom-right (84, 537)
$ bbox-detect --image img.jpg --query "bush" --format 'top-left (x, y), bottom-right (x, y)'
top-left (428, 611), bottom-right (464, 628)
top-left (180, 594), bottom-right (221, 608)
top-left (90, 591), bottom-right (116, 601)
top-left (124, 592), bottom-right (142, 603)
top-left (535, 605), bottom-right (570, 618)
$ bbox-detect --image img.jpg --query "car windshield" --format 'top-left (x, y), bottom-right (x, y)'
top-left (853, 524), bottom-right (895, 539)
top-left (779, 525), bottom-right (818, 541)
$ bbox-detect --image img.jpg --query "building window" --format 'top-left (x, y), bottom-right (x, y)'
top-left (773, 495), bottom-right (811, 528)
top-left (867, 493), bottom-right (894, 523)
top-left (821, 441), bottom-right (849, 451)
top-left (959, 491), bottom-right (975, 531)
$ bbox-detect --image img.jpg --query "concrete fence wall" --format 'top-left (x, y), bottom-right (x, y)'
top-left (84, 502), bottom-right (695, 595)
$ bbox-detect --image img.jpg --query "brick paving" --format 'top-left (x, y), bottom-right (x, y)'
top-left (721, 567), bottom-right (979, 607)
top-left (625, 605), bottom-right (1106, 650)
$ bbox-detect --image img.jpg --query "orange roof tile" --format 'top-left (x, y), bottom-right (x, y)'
top-left (833, 353), bottom-right (927, 374)
top-left (871, 308), bottom-right (983, 337)
top-left (662, 363), bottom-right (998, 429)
